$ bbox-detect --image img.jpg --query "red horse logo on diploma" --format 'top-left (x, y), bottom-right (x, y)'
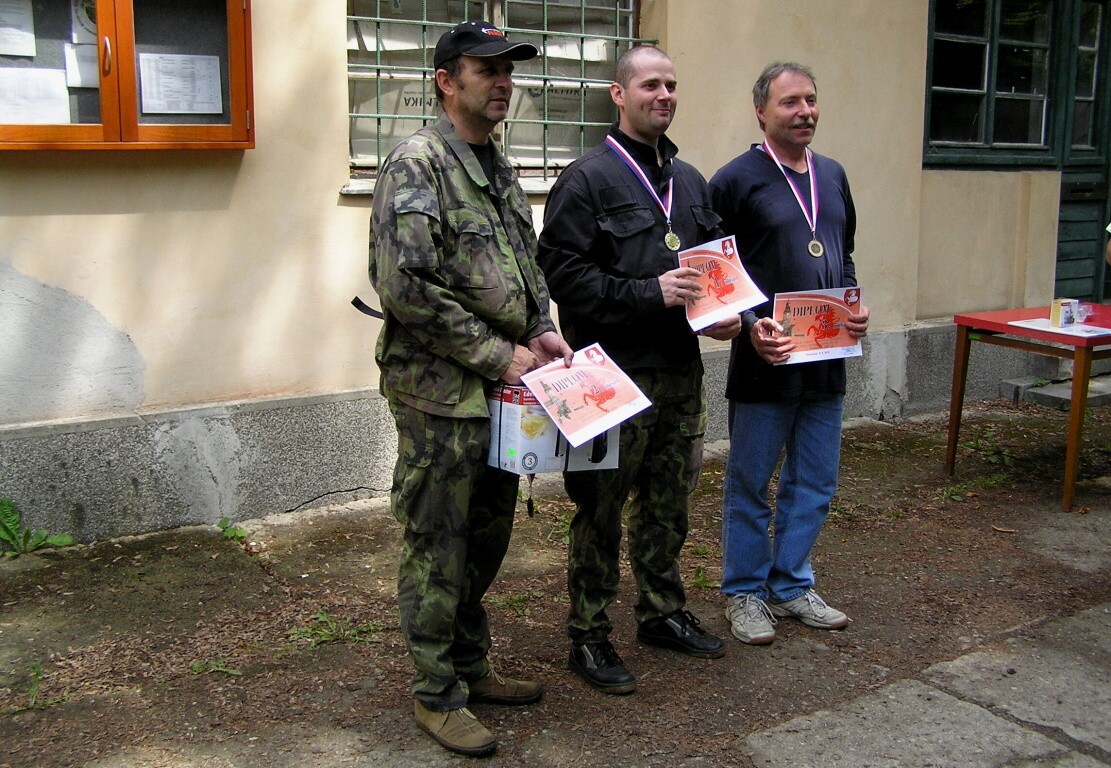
top-left (806, 307), bottom-right (842, 346)
top-left (678, 235), bottom-right (766, 331)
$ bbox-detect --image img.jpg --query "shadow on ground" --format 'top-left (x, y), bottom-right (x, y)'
top-left (2, 399), bottom-right (1110, 767)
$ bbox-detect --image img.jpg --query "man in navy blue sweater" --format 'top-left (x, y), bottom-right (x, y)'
top-left (709, 62), bottom-right (869, 646)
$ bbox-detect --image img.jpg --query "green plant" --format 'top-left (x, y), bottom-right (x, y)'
top-left (961, 430), bottom-right (1015, 467)
top-left (7, 662), bottom-right (67, 713)
top-left (189, 658), bottom-right (242, 676)
top-left (689, 565), bottom-right (716, 590)
top-left (217, 517), bottom-right (248, 542)
top-left (288, 611), bottom-right (385, 649)
top-left (547, 512), bottom-right (572, 545)
top-left (941, 472), bottom-right (1007, 502)
top-left (489, 590), bottom-right (545, 616)
top-left (688, 544), bottom-right (711, 557)
top-left (0, 498), bottom-right (74, 557)
top-left (827, 501), bottom-right (858, 523)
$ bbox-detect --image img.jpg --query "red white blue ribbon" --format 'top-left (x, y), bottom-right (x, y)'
top-left (761, 140), bottom-right (818, 237)
top-left (604, 134), bottom-right (673, 226)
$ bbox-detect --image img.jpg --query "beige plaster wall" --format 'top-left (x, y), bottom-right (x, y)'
top-left (918, 170), bottom-right (1061, 319)
top-left (0, 1), bottom-right (379, 425)
top-left (0, 0), bottom-right (1066, 429)
top-left (647, 0), bottom-right (931, 333)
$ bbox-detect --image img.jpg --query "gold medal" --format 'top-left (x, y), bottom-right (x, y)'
top-left (807, 238), bottom-right (824, 258)
top-left (665, 230), bottom-right (681, 251)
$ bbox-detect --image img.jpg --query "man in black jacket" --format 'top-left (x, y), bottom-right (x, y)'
top-left (537, 45), bottom-right (741, 695)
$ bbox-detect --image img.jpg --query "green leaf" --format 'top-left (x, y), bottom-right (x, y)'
top-left (27, 530), bottom-right (49, 552)
top-left (43, 534), bottom-right (75, 549)
top-left (0, 498), bottom-right (21, 544)
top-left (0, 517), bottom-right (19, 549)
top-left (0, 497), bottom-right (19, 526)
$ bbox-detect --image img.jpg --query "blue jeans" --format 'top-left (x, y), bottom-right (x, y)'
top-left (721, 396), bottom-right (843, 603)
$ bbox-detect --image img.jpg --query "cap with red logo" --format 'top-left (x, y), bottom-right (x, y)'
top-left (433, 20), bottom-right (539, 69)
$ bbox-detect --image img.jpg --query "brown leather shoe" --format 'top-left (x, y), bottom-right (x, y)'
top-left (413, 701), bottom-right (496, 756)
top-left (467, 668), bottom-right (544, 705)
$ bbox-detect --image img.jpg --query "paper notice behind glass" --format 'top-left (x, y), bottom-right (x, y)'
top-left (0, 69), bottom-right (70, 123)
top-left (64, 43), bottom-right (98, 88)
top-left (71, 0), bottom-right (96, 44)
top-left (0, 0), bottom-right (36, 57)
top-left (139, 53), bottom-right (222, 115)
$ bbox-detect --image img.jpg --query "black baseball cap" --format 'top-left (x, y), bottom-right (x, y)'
top-left (433, 20), bottom-right (539, 69)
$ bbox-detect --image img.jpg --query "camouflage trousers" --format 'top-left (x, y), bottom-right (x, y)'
top-left (563, 362), bottom-right (706, 644)
top-left (387, 400), bottom-right (519, 711)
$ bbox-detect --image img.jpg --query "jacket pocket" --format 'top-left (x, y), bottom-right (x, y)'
top-left (597, 205), bottom-right (656, 239)
top-left (690, 204), bottom-right (723, 237)
top-left (443, 207), bottom-right (513, 311)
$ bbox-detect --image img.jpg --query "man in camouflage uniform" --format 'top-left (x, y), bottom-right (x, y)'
top-left (369, 20), bottom-right (571, 757)
top-left (537, 45), bottom-right (741, 695)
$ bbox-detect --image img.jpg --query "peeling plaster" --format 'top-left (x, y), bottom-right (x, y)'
top-left (0, 256), bottom-right (145, 424)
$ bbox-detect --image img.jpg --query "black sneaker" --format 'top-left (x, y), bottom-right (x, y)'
top-left (637, 609), bottom-right (726, 659)
top-left (568, 640), bottom-right (636, 695)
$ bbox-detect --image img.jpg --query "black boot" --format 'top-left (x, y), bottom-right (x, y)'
top-left (637, 609), bottom-right (726, 659)
top-left (568, 640), bottom-right (636, 695)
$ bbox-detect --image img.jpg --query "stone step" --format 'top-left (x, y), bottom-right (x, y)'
top-left (1000, 374), bottom-right (1111, 409)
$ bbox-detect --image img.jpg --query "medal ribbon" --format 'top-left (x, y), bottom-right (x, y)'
top-left (605, 134), bottom-right (673, 227)
top-left (761, 140), bottom-right (818, 237)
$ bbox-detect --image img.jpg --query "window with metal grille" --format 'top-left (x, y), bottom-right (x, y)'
top-left (347, 0), bottom-right (645, 189)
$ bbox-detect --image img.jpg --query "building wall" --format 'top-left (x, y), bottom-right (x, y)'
top-left (0, 0), bottom-right (1067, 540)
top-left (0, 1), bottom-right (378, 428)
top-left (652, 0), bottom-right (931, 333)
top-left (918, 170), bottom-right (1061, 318)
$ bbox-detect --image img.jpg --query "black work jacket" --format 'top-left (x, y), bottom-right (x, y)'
top-left (537, 126), bottom-right (722, 371)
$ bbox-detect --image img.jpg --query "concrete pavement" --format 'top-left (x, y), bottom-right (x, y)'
top-left (743, 602), bottom-right (1111, 767)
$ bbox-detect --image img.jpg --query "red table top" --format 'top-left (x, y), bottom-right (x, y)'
top-left (953, 304), bottom-right (1111, 349)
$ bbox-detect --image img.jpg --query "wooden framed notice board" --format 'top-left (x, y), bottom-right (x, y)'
top-left (0, 0), bottom-right (253, 149)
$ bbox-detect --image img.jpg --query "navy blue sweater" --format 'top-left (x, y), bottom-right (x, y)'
top-left (709, 144), bottom-right (857, 402)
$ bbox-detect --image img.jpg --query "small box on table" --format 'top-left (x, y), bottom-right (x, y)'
top-left (1050, 298), bottom-right (1079, 327)
top-left (487, 384), bottom-right (618, 474)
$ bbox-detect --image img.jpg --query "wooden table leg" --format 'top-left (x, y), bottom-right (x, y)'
top-left (1062, 347), bottom-right (1093, 511)
top-left (945, 324), bottom-right (972, 475)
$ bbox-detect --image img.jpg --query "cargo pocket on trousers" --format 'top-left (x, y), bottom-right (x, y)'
top-left (679, 411), bottom-right (708, 495)
top-left (391, 438), bottom-right (437, 534)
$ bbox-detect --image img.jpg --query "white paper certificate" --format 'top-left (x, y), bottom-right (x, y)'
top-left (0, 0), bottom-right (36, 57)
top-left (139, 53), bottom-right (223, 114)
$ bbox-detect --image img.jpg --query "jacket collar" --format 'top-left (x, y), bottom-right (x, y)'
top-left (608, 123), bottom-right (679, 167)
top-left (434, 114), bottom-right (513, 197)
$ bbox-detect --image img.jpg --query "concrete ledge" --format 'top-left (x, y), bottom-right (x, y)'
top-left (0, 321), bottom-right (1069, 542)
top-left (0, 390), bottom-right (398, 542)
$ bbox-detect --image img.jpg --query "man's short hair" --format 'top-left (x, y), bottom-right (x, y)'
top-left (752, 62), bottom-right (816, 109)
top-left (614, 44), bottom-right (670, 88)
top-left (434, 56), bottom-right (463, 102)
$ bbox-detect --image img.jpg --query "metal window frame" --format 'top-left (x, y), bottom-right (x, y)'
top-left (923, 0), bottom-right (1084, 167)
top-left (347, 0), bottom-right (648, 184)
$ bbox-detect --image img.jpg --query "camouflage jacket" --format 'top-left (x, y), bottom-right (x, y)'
top-left (369, 115), bottom-right (556, 418)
